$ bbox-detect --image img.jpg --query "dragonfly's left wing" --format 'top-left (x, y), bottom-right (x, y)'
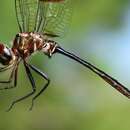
top-left (15, 0), bottom-right (39, 32)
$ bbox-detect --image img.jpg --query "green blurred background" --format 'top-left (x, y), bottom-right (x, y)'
top-left (0, 0), bottom-right (130, 130)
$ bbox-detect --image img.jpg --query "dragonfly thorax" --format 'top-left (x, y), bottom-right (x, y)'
top-left (12, 32), bottom-right (43, 58)
top-left (12, 32), bottom-right (58, 58)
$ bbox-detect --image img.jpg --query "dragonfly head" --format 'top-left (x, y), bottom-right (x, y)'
top-left (0, 44), bottom-right (14, 65)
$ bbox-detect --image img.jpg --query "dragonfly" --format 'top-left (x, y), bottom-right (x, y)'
top-left (0, 0), bottom-right (129, 111)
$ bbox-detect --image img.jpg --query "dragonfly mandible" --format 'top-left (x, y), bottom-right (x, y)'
top-left (0, 0), bottom-right (129, 111)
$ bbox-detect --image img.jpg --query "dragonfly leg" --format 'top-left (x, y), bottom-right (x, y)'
top-left (0, 65), bottom-right (18, 90)
top-left (6, 61), bottom-right (36, 111)
top-left (28, 64), bottom-right (50, 110)
top-left (0, 64), bottom-right (14, 72)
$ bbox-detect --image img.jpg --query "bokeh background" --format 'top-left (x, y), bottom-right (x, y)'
top-left (0, 0), bottom-right (130, 130)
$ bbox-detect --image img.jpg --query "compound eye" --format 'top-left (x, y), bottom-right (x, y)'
top-left (0, 44), bottom-right (4, 54)
top-left (0, 44), bottom-right (13, 65)
top-left (16, 33), bottom-right (20, 38)
top-left (14, 34), bottom-right (21, 46)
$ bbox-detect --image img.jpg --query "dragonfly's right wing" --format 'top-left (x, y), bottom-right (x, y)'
top-left (37, 0), bottom-right (72, 37)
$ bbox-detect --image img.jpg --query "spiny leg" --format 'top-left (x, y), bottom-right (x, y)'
top-left (6, 61), bottom-right (36, 111)
top-left (0, 64), bottom-right (14, 72)
top-left (0, 60), bottom-right (20, 90)
top-left (14, 64), bottom-right (18, 87)
top-left (28, 64), bottom-right (50, 110)
top-left (0, 65), bottom-right (18, 90)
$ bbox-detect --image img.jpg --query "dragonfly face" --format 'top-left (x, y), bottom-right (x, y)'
top-left (0, 0), bottom-right (129, 111)
top-left (0, 44), bottom-right (14, 65)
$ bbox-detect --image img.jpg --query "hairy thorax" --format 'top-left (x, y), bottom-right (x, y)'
top-left (12, 32), bottom-right (58, 59)
top-left (12, 32), bottom-right (44, 58)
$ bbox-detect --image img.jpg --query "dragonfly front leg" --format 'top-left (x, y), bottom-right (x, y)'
top-left (0, 65), bottom-right (18, 90)
top-left (6, 61), bottom-right (36, 111)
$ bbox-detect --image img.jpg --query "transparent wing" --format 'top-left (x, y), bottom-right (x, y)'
top-left (15, 0), bottom-right (39, 32)
top-left (37, 0), bottom-right (72, 36)
top-left (15, 0), bottom-right (72, 36)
